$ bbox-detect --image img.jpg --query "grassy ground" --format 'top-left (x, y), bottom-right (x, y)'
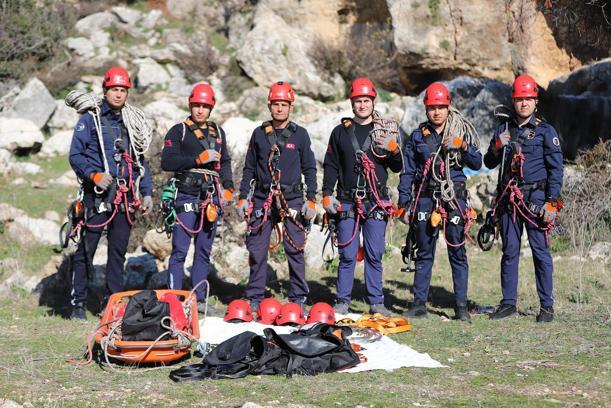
top-left (0, 158), bottom-right (609, 407)
top-left (0, 248), bottom-right (608, 407)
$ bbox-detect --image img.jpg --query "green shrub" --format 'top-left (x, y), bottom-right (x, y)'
top-left (0, 0), bottom-right (76, 80)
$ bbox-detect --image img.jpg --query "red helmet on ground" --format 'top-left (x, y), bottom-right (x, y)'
top-left (349, 77), bottom-right (377, 99)
top-left (223, 299), bottom-right (253, 322)
top-left (268, 81), bottom-right (295, 103)
top-left (275, 302), bottom-right (306, 326)
top-left (306, 302), bottom-right (336, 324)
top-left (512, 74), bottom-right (539, 98)
top-left (257, 297), bottom-right (282, 325)
top-left (423, 82), bottom-right (450, 106)
top-left (189, 83), bottom-right (216, 107)
top-left (103, 66), bottom-right (132, 89)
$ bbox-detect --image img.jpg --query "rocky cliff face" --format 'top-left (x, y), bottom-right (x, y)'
top-left (0, 0), bottom-right (608, 298)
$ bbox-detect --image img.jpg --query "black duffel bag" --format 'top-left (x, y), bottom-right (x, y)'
top-left (169, 323), bottom-right (360, 381)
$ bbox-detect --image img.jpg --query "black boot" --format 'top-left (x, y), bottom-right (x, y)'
top-left (489, 304), bottom-right (517, 320)
top-left (70, 302), bottom-right (87, 321)
top-left (536, 306), bottom-right (554, 323)
top-left (403, 300), bottom-right (427, 318)
top-left (455, 303), bottom-right (471, 322)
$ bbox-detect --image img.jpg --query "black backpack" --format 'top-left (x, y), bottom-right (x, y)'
top-left (169, 323), bottom-right (360, 381)
top-left (121, 290), bottom-right (171, 342)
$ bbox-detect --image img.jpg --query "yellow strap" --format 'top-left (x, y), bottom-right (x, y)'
top-left (421, 126), bottom-right (431, 137)
top-left (342, 118), bottom-right (352, 128)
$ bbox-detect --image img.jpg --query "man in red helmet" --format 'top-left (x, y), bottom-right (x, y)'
top-left (161, 83), bottom-right (234, 314)
top-left (322, 77), bottom-right (403, 315)
top-left (237, 81), bottom-right (317, 313)
top-left (68, 66), bottom-right (153, 320)
top-left (484, 74), bottom-right (563, 322)
top-left (398, 82), bottom-right (482, 321)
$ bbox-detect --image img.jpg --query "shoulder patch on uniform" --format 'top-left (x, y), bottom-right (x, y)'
top-left (553, 137), bottom-right (560, 147)
top-left (164, 139), bottom-right (173, 147)
top-left (76, 122), bottom-right (85, 132)
top-left (286, 143), bottom-right (296, 150)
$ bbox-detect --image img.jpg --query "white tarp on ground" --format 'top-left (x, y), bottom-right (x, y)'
top-left (199, 314), bottom-right (445, 372)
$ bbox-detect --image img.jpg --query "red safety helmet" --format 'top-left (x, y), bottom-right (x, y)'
top-left (349, 77), bottom-right (377, 99)
top-left (223, 299), bottom-right (253, 322)
top-left (512, 74), bottom-right (539, 98)
top-left (189, 83), bottom-right (216, 107)
top-left (306, 302), bottom-right (336, 324)
top-left (423, 82), bottom-right (450, 106)
top-left (275, 302), bottom-right (306, 326)
top-left (268, 81), bottom-right (295, 103)
top-left (256, 297), bottom-right (282, 325)
top-left (102, 66), bottom-right (132, 89)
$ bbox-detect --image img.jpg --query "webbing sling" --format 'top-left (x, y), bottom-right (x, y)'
top-left (262, 120), bottom-right (297, 154)
top-left (184, 118), bottom-right (221, 154)
top-left (343, 118), bottom-right (372, 155)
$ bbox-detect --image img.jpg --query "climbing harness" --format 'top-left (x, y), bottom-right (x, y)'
top-left (244, 122), bottom-right (310, 252)
top-left (323, 114), bottom-right (400, 258)
top-left (484, 110), bottom-right (562, 245)
top-left (60, 90), bottom-right (152, 246)
top-left (407, 107), bottom-right (480, 249)
top-left (157, 119), bottom-right (227, 237)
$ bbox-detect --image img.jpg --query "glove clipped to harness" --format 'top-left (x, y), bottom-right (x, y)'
top-left (540, 202), bottom-right (558, 224)
top-left (196, 149), bottom-right (221, 165)
top-left (236, 198), bottom-right (249, 219)
top-left (90, 172), bottom-right (113, 191)
top-left (322, 196), bottom-right (342, 215)
top-left (301, 200), bottom-right (317, 221)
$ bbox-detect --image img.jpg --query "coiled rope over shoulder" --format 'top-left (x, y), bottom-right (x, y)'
top-left (65, 90), bottom-right (153, 157)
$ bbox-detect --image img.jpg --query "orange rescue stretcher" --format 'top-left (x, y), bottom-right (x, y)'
top-left (93, 289), bottom-right (200, 365)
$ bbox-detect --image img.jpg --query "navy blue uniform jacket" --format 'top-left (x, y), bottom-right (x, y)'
top-left (483, 115), bottom-right (563, 202)
top-left (239, 123), bottom-right (317, 201)
top-left (69, 100), bottom-right (153, 196)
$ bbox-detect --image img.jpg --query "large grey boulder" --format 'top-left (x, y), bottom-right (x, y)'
top-left (135, 58), bottom-right (171, 88)
top-left (0, 118), bottom-right (45, 153)
top-left (221, 117), bottom-right (258, 168)
top-left (400, 76), bottom-right (512, 148)
top-left (48, 100), bottom-right (79, 131)
top-left (2, 78), bottom-right (56, 129)
top-left (111, 6), bottom-right (143, 26)
top-left (542, 58), bottom-right (611, 159)
top-left (75, 12), bottom-right (116, 37)
top-left (7, 216), bottom-right (59, 246)
top-left (64, 37), bottom-right (95, 59)
top-left (237, 4), bottom-right (345, 100)
top-left (40, 130), bottom-right (73, 157)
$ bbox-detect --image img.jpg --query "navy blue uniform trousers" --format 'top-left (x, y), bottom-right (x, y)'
top-left (244, 196), bottom-right (308, 302)
top-left (336, 202), bottom-right (387, 305)
top-left (71, 194), bottom-right (132, 305)
top-left (412, 196), bottom-right (469, 304)
top-left (499, 188), bottom-right (554, 307)
top-left (167, 192), bottom-right (218, 301)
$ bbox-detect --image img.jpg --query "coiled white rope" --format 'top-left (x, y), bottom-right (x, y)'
top-left (430, 107), bottom-right (480, 207)
top-left (65, 90), bottom-right (153, 189)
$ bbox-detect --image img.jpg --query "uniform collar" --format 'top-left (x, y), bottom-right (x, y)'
top-left (513, 114), bottom-right (537, 128)
top-left (100, 100), bottom-right (123, 118)
top-left (424, 121), bottom-right (442, 137)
